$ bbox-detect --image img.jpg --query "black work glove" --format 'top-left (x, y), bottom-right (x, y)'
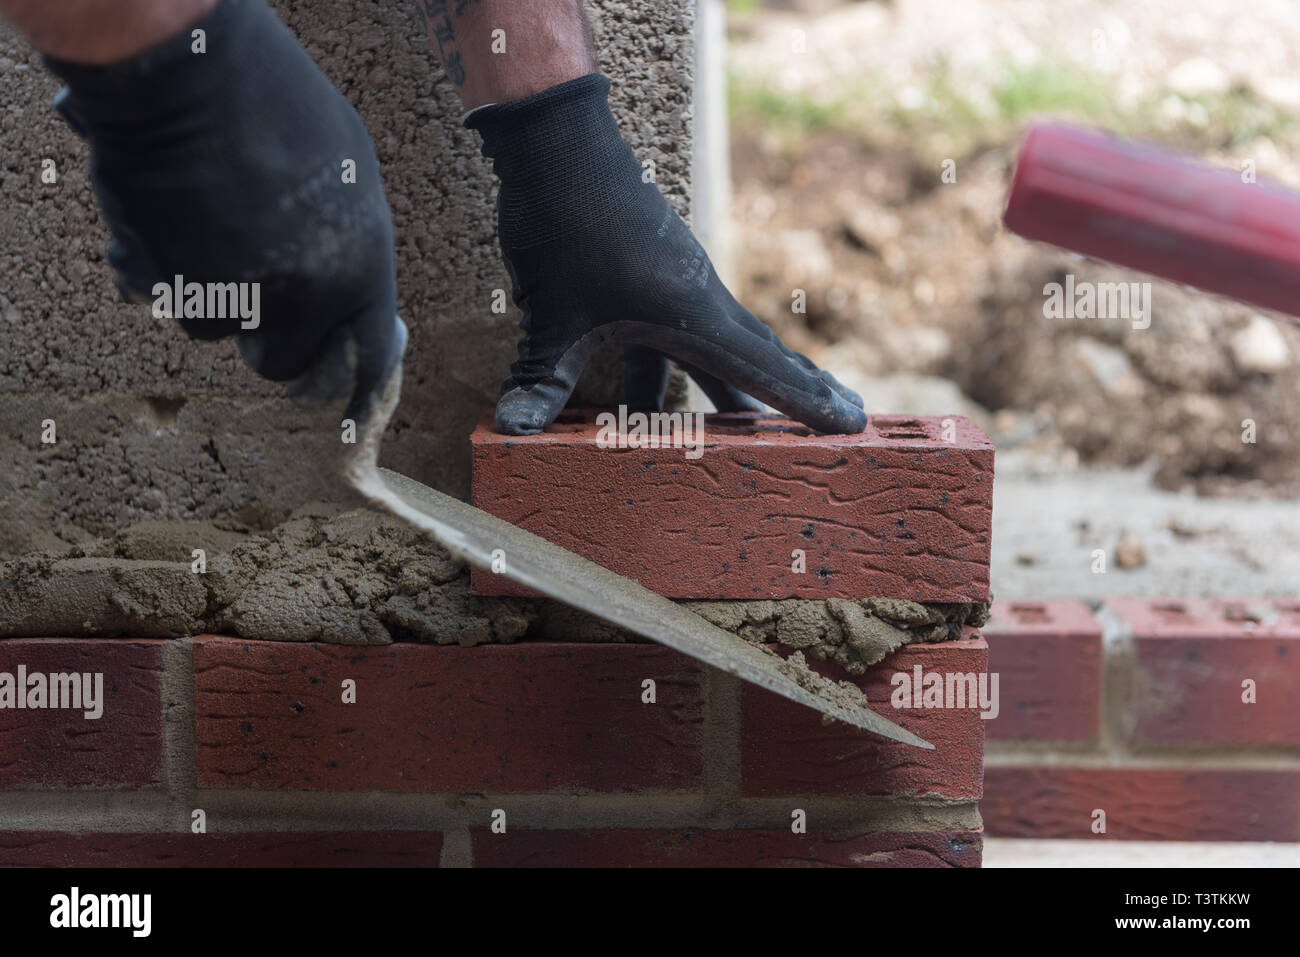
top-left (45, 0), bottom-right (405, 425)
top-left (465, 73), bottom-right (866, 435)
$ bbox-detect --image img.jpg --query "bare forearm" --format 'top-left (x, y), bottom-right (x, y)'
top-left (0, 0), bottom-right (218, 63)
top-left (415, 0), bottom-right (597, 109)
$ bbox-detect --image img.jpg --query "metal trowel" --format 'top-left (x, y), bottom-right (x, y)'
top-left (345, 365), bottom-right (932, 749)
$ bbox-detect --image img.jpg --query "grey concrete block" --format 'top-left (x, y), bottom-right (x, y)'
top-left (0, 0), bottom-right (697, 554)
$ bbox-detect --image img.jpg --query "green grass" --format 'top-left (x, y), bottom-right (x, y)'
top-left (729, 58), bottom-right (1300, 162)
top-left (727, 82), bottom-right (857, 137)
top-left (990, 64), bottom-right (1114, 123)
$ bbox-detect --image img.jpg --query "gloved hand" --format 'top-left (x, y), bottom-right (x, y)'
top-left (45, 0), bottom-right (405, 425)
top-left (465, 73), bottom-right (866, 435)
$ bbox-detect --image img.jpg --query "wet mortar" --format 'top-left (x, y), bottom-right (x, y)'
top-left (0, 505), bottom-right (988, 665)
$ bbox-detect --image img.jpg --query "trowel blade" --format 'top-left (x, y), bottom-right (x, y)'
top-left (344, 365), bottom-right (930, 749)
top-left (348, 463), bottom-right (931, 749)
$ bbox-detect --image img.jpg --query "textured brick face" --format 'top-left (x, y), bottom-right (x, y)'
top-left (3, 634), bottom-right (988, 865)
top-left (982, 768), bottom-right (1300, 841)
top-left (983, 600), bottom-right (1102, 742)
top-left (471, 411), bottom-right (994, 601)
top-left (1111, 598), bottom-right (1300, 747)
top-left (740, 638), bottom-right (988, 799)
top-left (194, 638), bottom-right (706, 792)
top-left (0, 639), bottom-right (163, 789)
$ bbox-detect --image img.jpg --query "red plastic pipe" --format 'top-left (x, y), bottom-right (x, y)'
top-left (1003, 122), bottom-right (1300, 319)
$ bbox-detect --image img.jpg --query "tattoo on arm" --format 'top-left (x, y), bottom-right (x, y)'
top-left (415, 0), bottom-right (483, 87)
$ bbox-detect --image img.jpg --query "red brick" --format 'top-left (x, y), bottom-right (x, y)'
top-left (982, 600), bottom-right (1102, 742)
top-left (470, 827), bottom-right (981, 867)
top-left (0, 831), bottom-right (443, 867)
top-left (1110, 598), bottom-right (1300, 747)
top-left (471, 410), bottom-right (993, 602)
top-left (982, 768), bottom-right (1300, 841)
top-left (0, 639), bottom-right (164, 789)
top-left (740, 637), bottom-right (987, 798)
top-left (194, 637), bottom-right (705, 792)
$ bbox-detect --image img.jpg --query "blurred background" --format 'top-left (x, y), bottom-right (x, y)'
top-left (715, 0), bottom-right (1300, 599)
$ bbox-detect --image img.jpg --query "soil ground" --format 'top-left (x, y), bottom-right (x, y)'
top-left (725, 0), bottom-right (1300, 596)
top-left (727, 0), bottom-right (1300, 498)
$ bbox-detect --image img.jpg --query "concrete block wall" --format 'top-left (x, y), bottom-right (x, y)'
top-left (0, 0), bottom-right (700, 555)
top-left (0, 634), bottom-right (985, 867)
top-left (982, 598), bottom-right (1300, 842)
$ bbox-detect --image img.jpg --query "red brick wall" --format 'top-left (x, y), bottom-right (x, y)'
top-left (0, 634), bottom-right (985, 867)
top-left (12, 599), bottom-right (1289, 855)
top-left (982, 598), bottom-right (1300, 842)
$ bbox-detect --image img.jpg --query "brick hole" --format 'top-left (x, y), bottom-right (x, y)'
top-left (1008, 602), bottom-right (1050, 624)
top-left (1221, 603), bottom-right (1263, 624)
top-left (707, 421), bottom-right (814, 437)
top-left (873, 417), bottom-right (930, 439)
top-left (1151, 601), bottom-right (1189, 623)
top-left (1272, 600), bottom-right (1300, 626)
top-left (757, 422), bottom-right (813, 437)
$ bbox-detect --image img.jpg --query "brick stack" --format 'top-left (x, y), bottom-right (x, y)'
top-left (0, 411), bottom-right (995, 867)
top-left (982, 598), bottom-right (1300, 842)
top-left (0, 642), bottom-right (989, 868)
top-left (469, 410), bottom-right (993, 866)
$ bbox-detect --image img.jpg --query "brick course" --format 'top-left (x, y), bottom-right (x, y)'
top-left (2, 633), bottom-right (985, 867)
top-left (740, 638), bottom-right (987, 798)
top-left (194, 639), bottom-right (707, 793)
top-left (982, 768), bottom-right (1300, 842)
top-left (1112, 598), bottom-right (1300, 747)
top-left (470, 411), bottom-right (993, 602)
top-left (982, 600), bottom-right (1102, 742)
top-left (0, 639), bottom-right (164, 790)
